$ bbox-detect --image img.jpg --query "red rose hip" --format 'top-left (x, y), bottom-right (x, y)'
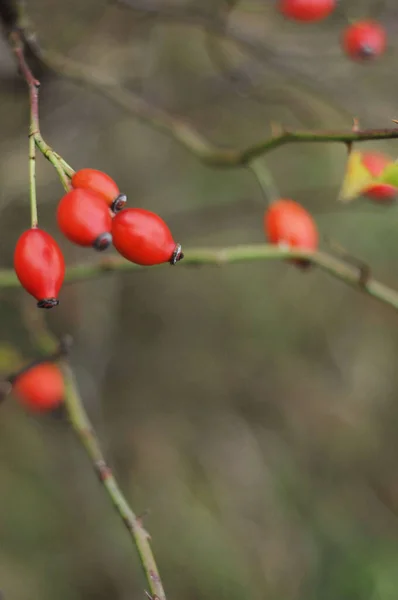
top-left (279, 0), bottom-right (336, 22)
top-left (57, 188), bottom-right (113, 251)
top-left (359, 152), bottom-right (397, 202)
top-left (12, 362), bottom-right (65, 411)
top-left (14, 228), bottom-right (65, 308)
top-left (363, 183), bottom-right (397, 202)
top-left (112, 208), bottom-right (183, 266)
top-left (264, 199), bottom-right (318, 267)
top-left (71, 168), bottom-right (126, 213)
top-left (342, 20), bottom-right (386, 60)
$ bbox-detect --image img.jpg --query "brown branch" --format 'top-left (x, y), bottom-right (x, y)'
top-left (4, 1), bottom-right (398, 169)
top-left (8, 28), bottom-right (72, 189)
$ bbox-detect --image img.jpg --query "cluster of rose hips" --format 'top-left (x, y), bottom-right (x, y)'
top-left (10, 148), bottom-right (397, 410)
top-left (278, 0), bottom-right (387, 61)
top-left (14, 168), bottom-right (184, 308)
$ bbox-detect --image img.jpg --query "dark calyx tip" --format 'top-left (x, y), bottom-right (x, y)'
top-left (170, 243), bottom-right (184, 265)
top-left (111, 194), bottom-right (127, 213)
top-left (93, 232), bottom-right (112, 251)
top-left (37, 298), bottom-right (59, 309)
top-left (293, 258), bottom-right (313, 271)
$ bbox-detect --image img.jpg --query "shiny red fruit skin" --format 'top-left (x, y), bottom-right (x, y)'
top-left (363, 183), bottom-right (397, 202)
top-left (264, 200), bottom-right (318, 266)
top-left (342, 21), bottom-right (386, 60)
top-left (14, 228), bottom-right (65, 307)
top-left (361, 151), bottom-right (392, 177)
top-left (13, 362), bottom-right (64, 412)
top-left (57, 188), bottom-right (113, 249)
top-left (71, 169), bottom-right (120, 207)
top-left (279, 0), bottom-right (336, 22)
top-left (112, 208), bottom-right (177, 266)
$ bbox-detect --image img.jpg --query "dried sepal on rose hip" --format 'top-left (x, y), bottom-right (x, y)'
top-left (342, 20), bottom-right (386, 61)
top-left (57, 188), bottom-right (113, 251)
top-left (278, 0), bottom-right (336, 22)
top-left (11, 362), bottom-right (65, 412)
top-left (111, 208), bottom-right (184, 266)
top-left (14, 228), bottom-right (65, 308)
top-left (264, 199), bottom-right (318, 268)
top-left (71, 168), bottom-right (126, 213)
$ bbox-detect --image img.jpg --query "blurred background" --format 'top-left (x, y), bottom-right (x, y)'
top-left (1, 1), bottom-right (398, 598)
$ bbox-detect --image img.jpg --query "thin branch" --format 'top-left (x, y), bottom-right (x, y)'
top-left (18, 313), bottom-right (168, 600)
top-left (27, 45), bottom-right (398, 167)
top-left (61, 361), bottom-right (166, 600)
top-left (1, 244), bottom-right (398, 311)
top-left (14, 31), bottom-right (41, 227)
top-left (3, 2), bottom-right (398, 169)
top-left (9, 29), bottom-right (72, 190)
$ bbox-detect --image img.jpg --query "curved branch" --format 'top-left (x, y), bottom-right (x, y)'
top-left (3, 1), bottom-right (398, 168)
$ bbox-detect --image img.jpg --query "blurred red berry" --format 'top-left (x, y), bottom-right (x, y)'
top-left (363, 182), bottom-right (397, 202)
top-left (264, 199), bottom-right (318, 267)
top-left (342, 20), bottom-right (386, 60)
top-left (14, 228), bottom-right (65, 308)
top-left (361, 151), bottom-right (392, 177)
top-left (112, 208), bottom-right (183, 266)
top-left (71, 168), bottom-right (126, 213)
top-left (57, 188), bottom-right (113, 251)
top-left (13, 362), bottom-right (64, 412)
top-left (279, 0), bottom-right (336, 22)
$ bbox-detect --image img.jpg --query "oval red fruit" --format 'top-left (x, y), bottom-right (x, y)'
top-left (13, 362), bottom-right (64, 411)
top-left (264, 199), bottom-right (318, 267)
top-left (71, 168), bottom-right (126, 213)
top-left (112, 208), bottom-right (183, 266)
top-left (14, 228), bottom-right (65, 308)
top-left (57, 188), bottom-right (113, 251)
top-left (279, 0), bottom-right (336, 22)
top-left (342, 20), bottom-right (386, 60)
top-left (363, 183), bottom-right (397, 202)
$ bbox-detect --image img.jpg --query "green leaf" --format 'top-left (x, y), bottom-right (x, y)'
top-left (378, 162), bottom-right (398, 187)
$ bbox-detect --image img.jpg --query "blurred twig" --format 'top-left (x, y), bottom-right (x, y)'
top-left (3, 1), bottom-right (398, 169)
top-left (21, 311), bottom-right (167, 600)
top-left (62, 362), bottom-right (166, 600)
top-left (1, 244), bottom-right (398, 311)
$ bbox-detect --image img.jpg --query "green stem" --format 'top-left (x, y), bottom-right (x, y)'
top-left (61, 361), bottom-right (167, 600)
top-left (14, 35), bottom-right (40, 226)
top-left (54, 152), bottom-right (75, 178)
top-left (0, 244), bottom-right (397, 311)
top-left (34, 133), bottom-right (71, 192)
top-left (29, 122), bottom-right (38, 228)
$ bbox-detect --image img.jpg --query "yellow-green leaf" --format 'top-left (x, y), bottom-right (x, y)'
top-left (338, 151), bottom-right (375, 203)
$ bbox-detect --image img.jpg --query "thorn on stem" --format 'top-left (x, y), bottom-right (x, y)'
top-left (324, 236), bottom-right (371, 287)
top-left (137, 508), bottom-right (151, 526)
top-left (95, 459), bottom-right (112, 482)
top-left (145, 591), bottom-right (160, 600)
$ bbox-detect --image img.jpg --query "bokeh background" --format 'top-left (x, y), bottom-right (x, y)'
top-left (1, 1), bottom-right (398, 599)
